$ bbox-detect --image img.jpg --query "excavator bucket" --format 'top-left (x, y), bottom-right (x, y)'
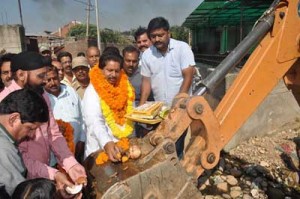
top-left (84, 138), bottom-right (202, 199)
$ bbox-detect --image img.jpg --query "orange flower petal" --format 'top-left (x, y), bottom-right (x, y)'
top-left (56, 120), bottom-right (75, 154)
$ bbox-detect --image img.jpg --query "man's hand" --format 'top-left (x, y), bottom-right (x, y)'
top-left (179, 66), bottom-right (195, 93)
top-left (55, 171), bottom-right (74, 198)
top-left (68, 164), bottom-right (87, 186)
top-left (139, 76), bottom-right (151, 106)
top-left (104, 141), bottom-right (122, 162)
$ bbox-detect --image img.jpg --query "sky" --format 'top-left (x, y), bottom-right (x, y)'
top-left (0, 0), bottom-right (203, 34)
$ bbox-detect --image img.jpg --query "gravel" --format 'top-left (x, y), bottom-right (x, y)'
top-left (198, 122), bottom-right (300, 198)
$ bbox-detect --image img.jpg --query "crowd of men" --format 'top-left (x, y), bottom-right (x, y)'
top-left (0, 17), bottom-right (196, 198)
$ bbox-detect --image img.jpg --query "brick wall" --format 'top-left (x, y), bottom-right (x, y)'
top-left (57, 38), bottom-right (131, 57)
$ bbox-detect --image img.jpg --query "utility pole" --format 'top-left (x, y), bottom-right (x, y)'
top-left (86, 0), bottom-right (90, 37)
top-left (17, 0), bottom-right (24, 26)
top-left (95, 0), bottom-right (101, 51)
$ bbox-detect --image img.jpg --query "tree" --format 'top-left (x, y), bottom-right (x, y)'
top-left (68, 24), bottom-right (97, 38)
top-left (68, 24), bottom-right (131, 45)
top-left (101, 28), bottom-right (122, 44)
top-left (170, 26), bottom-right (189, 43)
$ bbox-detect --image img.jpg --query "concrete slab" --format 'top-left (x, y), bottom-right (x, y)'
top-left (223, 75), bottom-right (300, 151)
top-left (0, 25), bottom-right (26, 53)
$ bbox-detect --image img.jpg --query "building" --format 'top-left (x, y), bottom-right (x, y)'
top-left (51, 20), bottom-right (82, 38)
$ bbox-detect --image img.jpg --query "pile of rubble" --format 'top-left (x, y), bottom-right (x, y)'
top-left (198, 123), bottom-right (300, 199)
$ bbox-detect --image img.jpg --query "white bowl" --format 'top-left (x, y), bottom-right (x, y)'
top-left (65, 184), bottom-right (83, 195)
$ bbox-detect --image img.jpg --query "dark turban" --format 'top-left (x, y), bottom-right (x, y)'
top-left (11, 51), bottom-right (46, 72)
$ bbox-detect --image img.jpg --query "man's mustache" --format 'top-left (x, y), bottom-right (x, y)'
top-left (154, 42), bottom-right (163, 46)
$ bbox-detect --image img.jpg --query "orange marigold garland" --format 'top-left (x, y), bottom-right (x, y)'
top-left (89, 65), bottom-right (134, 125)
top-left (95, 138), bottom-right (130, 165)
top-left (90, 64), bottom-right (135, 139)
top-left (56, 119), bottom-right (75, 154)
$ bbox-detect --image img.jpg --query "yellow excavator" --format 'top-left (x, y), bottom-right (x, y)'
top-left (84, 0), bottom-right (300, 198)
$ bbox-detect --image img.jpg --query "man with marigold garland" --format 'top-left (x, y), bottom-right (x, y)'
top-left (82, 52), bottom-right (135, 161)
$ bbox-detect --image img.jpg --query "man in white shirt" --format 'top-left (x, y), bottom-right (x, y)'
top-left (57, 51), bottom-right (78, 88)
top-left (134, 27), bottom-right (152, 53)
top-left (134, 27), bottom-right (152, 67)
top-left (140, 17), bottom-right (196, 158)
top-left (44, 66), bottom-right (86, 163)
top-left (140, 17), bottom-right (195, 106)
top-left (51, 60), bottom-right (64, 81)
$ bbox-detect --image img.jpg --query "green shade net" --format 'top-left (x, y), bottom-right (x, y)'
top-left (183, 0), bottom-right (274, 28)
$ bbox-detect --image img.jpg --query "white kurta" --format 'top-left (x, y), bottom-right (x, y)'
top-left (82, 84), bottom-right (120, 158)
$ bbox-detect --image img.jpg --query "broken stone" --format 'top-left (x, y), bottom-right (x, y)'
top-left (259, 149), bottom-right (265, 154)
top-left (243, 194), bottom-right (252, 199)
top-left (260, 161), bottom-right (269, 167)
top-left (251, 181), bottom-right (260, 190)
top-left (250, 189), bottom-right (259, 198)
top-left (205, 179), bottom-right (210, 186)
top-left (245, 180), bottom-right (252, 186)
top-left (213, 176), bottom-right (224, 185)
top-left (226, 175), bottom-right (238, 186)
top-left (218, 158), bottom-right (225, 172)
top-left (216, 182), bottom-right (228, 193)
top-left (230, 186), bottom-right (241, 191)
top-left (261, 180), bottom-right (268, 188)
top-left (225, 163), bottom-right (233, 170)
top-left (221, 193), bottom-right (231, 199)
top-left (230, 190), bottom-right (243, 198)
top-left (199, 184), bottom-right (206, 191)
top-left (220, 175), bottom-right (227, 181)
top-left (230, 168), bottom-right (242, 177)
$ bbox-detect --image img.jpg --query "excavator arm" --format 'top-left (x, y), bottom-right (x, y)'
top-left (84, 0), bottom-right (300, 198)
top-left (148, 0), bottom-right (300, 180)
